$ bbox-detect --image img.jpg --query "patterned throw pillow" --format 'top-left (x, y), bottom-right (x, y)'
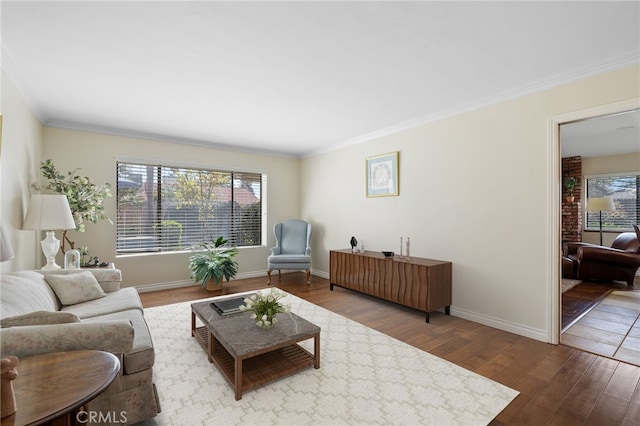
top-left (0, 311), bottom-right (80, 328)
top-left (44, 271), bottom-right (107, 305)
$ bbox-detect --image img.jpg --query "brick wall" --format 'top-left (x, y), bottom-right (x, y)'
top-left (562, 156), bottom-right (582, 243)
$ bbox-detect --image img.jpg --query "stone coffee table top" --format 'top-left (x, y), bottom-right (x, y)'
top-left (191, 298), bottom-right (320, 357)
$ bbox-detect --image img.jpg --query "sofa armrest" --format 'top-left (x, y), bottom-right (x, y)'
top-left (0, 320), bottom-right (134, 359)
top-left (578, 246), bottom-right (640, 268)
top-left (563, 241), bottom-right (598, 256)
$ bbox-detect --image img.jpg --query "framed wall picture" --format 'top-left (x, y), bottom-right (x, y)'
top-left (366, 151), bottom-right (399, 197)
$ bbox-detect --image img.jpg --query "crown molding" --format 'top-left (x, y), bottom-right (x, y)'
top-left (43, 119), bottom-right (300, 159)
top-left (302, 52), bottom-right (640, 158)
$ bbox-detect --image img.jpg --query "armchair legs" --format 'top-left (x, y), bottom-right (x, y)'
top-left (266, 269), bottom-right (279, 286)
top-left (266, 269), bottom-right (311, 286)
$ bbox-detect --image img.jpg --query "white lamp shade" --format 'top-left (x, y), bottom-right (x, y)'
top-left (586, 197), bottom-right (616, 212)
top-left (23, 194), bottom-right (76, 231)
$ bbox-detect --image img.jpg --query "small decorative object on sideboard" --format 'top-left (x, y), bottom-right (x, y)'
top-left (350, 236), bottom-right (358, 253)
top-left (382, 251), bottom-right (394, 258)
top-left (398, 236), bottom-right (411, 260)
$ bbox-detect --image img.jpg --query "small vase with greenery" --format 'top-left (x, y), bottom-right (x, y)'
top-left (188, 236), bottom-right (239, 291)
top-left (33, 159), bottom-right (112, 253)
top-left (564, 177), bottom-right (578, 202)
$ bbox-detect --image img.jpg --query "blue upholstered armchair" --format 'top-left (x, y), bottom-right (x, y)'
top-left (267, 220), bottom-right (312, 285)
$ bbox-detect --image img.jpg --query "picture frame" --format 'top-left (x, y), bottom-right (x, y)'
top-left (366, 151), bottom-right (399, 197)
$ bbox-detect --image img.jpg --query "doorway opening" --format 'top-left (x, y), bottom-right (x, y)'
top-left (555, 105), bottom-right (639, 364)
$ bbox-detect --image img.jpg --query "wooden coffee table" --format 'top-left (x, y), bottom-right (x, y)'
top-left (191, 297), bottom-right (320, 400)
top-left (1, 350), bottom-right (119, 426)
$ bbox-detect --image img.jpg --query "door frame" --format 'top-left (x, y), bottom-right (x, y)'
top-left (547, 98), bottom-right (639, 344)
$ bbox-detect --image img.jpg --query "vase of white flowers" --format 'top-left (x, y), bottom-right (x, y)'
top-left (239, 289), bottom-right (291, 329)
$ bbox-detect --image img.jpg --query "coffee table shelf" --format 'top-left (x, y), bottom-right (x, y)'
top-left (194, 325), bottom-right (316, 393)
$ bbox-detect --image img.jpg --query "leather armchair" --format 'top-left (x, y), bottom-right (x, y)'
top-left (563, 227), bottom-right (640, 286)
top-left (267, 220), bottom-right (312, 285)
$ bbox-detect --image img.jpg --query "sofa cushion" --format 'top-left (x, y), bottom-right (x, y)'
top-left (1, 311), bottom-right (80, 328)
top-left (44, 272), bottom-right (107, 305)
top-left (61, 286), bottom-right (143, 319)
top-left (82, 309), bottom-right (154, 374)
top-left (0, 271), bottom-right (61, 318)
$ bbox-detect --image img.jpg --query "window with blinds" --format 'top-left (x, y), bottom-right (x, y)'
top-left (585, 173), bottom-right (639, 232)
top-left (116, 161), bottom-right (263, 254)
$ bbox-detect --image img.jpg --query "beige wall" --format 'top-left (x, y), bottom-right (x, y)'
top-left (0, 71), bottom-right (43, 272)
top-left (581, 152), bottom-right (640, 246)
top-left (301, 64), bottom-right (640, 342)
top-left (583, 152), bottom-right (640, 176)
top-left (41, 128), bottom-right (301, 289)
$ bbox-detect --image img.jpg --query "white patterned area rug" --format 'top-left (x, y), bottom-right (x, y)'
top-left (141, 291), bottom-right (518, 425)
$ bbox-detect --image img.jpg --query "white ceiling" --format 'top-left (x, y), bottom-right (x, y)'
top-left (561, 109), bottom-right (640, 158)
top-left (2, 1), bottom-right (639, 158)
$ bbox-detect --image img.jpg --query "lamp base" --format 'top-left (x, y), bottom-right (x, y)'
top-left (40, 231), bottom-right (62, 270)
top-left (41, 262), bottom-right (62, 271)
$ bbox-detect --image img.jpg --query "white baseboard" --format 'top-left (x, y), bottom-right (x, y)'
top-left (135, 279), bottom-right (196, 293)
top-left (451, 306), bottom-right (548, 343)
top-left (312, 269), bottom-right (329, 280)
top-left (135, 269), bottom-right (317, 293)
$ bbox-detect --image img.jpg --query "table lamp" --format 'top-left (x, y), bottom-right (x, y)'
top-left (23, 194), bottom-right (76, 270)
top-left (586, 196), bottom-right (615, 246)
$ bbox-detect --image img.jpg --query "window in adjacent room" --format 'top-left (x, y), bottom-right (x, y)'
top-left (116, 161), bottom-right (264, 254)
top-left (585, 173), bottom-right (639, 232)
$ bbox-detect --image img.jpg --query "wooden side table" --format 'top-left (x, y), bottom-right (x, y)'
top-left (1, 350), bottom-right (119, 426)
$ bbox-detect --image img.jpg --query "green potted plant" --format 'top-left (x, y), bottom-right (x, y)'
top-left (564, 177), bottom-right (578, 203)
top-left (188, 236), bottom-right (239, 291)
top-left (33, 159), bottom-right (112, 253)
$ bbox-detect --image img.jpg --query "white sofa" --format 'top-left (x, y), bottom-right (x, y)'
top-left (0, 269), bottom-right (160, 425)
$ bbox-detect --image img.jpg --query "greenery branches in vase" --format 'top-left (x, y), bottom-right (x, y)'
top-left (33, 159), bottom-right (112, 253)
top-left (188, 236), bottom-right (239, 290)
top-left (239, 288), bottom-right (291, 329)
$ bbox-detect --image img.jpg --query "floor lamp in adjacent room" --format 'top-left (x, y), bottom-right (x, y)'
top-left (586, 197), bottom-right (615, 246)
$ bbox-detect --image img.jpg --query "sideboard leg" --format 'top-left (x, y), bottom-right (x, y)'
top-left (330, 283), bottom-right (334, 291)
top-left (445, 306), bottom-right (450, 315)
top-left (425, 312), bottom-right (430, 323)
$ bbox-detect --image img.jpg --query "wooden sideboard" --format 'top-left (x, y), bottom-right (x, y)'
top-left (329, 249), bottom-right (452, 322)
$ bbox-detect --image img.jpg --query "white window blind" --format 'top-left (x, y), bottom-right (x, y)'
top-left (116, 162), bottom-right (263, 254)
top-left (585, 174), bottom-right (639, 231)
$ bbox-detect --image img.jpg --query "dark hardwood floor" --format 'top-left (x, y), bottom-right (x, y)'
top-left (139, 273), bottom-right (640, 425)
